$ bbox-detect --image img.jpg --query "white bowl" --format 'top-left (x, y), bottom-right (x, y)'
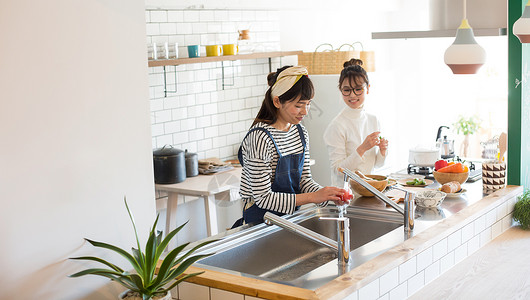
top-left (414, 189), bottom-right (447, 208)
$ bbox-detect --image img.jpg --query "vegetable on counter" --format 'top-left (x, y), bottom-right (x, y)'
top-left (406, 178), bottom-right (426, 186)
top-left (434, 160), bottom-right (448, 171)
top-left (436, 162), bottom-right (467, 173)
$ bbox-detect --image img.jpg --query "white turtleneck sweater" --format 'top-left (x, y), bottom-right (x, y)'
top-left (323, 107), bottom-right (387, 187)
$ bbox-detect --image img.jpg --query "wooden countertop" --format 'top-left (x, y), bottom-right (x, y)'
top-left (161, 184), bottom-right (523, 300)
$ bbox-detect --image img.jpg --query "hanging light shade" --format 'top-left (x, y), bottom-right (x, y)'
top-left (444, 18), bottom-right (486, 74)
top-left (513, 0), bottom-right (530, 43)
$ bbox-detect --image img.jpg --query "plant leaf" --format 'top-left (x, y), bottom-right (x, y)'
top-left (172, 239), bottom-right (218, 268)
top-left (69, 256), bottom-right (124, 273)
top-left (124, 197), bottom-right (145, 269)
top-left (154, 221), bottom-right (188, 261)
top-left (85, 238), bottom-right (141, 274)
top-left (144, 215), bottom-right (160, 285)
top-left (162, 254), bottom-right (213, 286)
top-left (147, 242), bottom-right (189, 289)
top-left (163, 271), bottom-right (204, 292)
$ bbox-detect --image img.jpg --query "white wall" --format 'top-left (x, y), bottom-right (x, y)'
top-left (0, 0), bottom-right (155, 299)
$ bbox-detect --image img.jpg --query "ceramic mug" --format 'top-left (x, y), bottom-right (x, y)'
top-left (206, 45), bottom-right (222, 57)
top-left (187, 45), bottom-right (200, 58)
top-left (222, 44), bottom-right (239, 55)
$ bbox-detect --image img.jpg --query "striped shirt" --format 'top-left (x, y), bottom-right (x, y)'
top-left (239, 122), bottom-right (322, 215)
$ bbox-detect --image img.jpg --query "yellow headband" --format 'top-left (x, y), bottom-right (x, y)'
top-left (271, 66), bottom-right (308, 98)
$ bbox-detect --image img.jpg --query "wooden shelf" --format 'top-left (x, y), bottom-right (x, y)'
top-left (148, 50), bottom-right (302, 67)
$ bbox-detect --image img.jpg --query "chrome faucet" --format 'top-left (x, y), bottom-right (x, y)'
top-left (339, 168), bottom-right (415, 234)
top-left (264, 212), bottom-right (351, 266)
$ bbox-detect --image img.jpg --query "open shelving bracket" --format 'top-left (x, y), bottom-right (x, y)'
top-left (162, 65), bottom-right (178, 97)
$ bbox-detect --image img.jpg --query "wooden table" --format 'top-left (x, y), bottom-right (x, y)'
top-left (155, 167), bottom-right (242, 243)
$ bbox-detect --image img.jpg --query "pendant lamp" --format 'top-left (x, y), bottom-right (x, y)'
top-left (514, 0), bottom-right (530, 43)
top-left (444, 0), bottom-right (486, 74)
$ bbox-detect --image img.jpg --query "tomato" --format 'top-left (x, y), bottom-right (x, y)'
top-left (434, 160), bottom-right (448, 171)
top-left (341, 191), bottom-right (353, 202)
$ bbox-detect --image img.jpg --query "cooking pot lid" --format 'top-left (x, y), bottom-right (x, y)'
top-left (153, 145), bottom-right (183, 157)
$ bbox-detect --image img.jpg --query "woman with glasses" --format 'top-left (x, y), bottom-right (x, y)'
top-left (233, 66), bottom-right (349, 227)
top-left (323, 59), bottom-right (389, 187)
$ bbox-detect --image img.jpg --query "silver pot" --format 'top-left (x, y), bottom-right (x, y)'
top-left (408, 148), bottom-right (440, 167)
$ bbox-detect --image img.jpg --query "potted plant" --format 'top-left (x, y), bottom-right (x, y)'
top-left (70, 198), bottom-right (217, 300)
top-left (453, 115), bottom-right (481, 157)
top-left (513, 190), bottom-right (530, 230)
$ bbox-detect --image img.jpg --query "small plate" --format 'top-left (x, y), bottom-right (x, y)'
top-left (397, 178), bottom-right (434, 187)
top-left (440, 188), bottom-right (467, 198)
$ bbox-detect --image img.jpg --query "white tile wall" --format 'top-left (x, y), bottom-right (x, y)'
top-left (147, 9), bottom-right (283, 160)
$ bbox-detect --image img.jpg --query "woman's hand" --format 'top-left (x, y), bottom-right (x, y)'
top-left (378, 137), bottom-right (388, 156)
top-left (357, 131), bottom-right (381, 157)
top-left (311, 186), bottom-right (346, 204)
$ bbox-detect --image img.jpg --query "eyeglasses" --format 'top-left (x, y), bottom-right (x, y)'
top-left (341, 86), bottom-right (365, 96)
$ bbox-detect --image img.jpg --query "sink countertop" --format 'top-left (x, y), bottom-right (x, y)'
top-left (159, 181), bottom-right (523, 300)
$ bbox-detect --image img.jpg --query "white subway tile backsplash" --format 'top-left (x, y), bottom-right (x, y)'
top-left (182, 141), bottom-right (198, 153)
top-left (192, 23), bottom-right (208, 34)
top-left (486, 208), bottom-right (497, 227)
top-left (454, 243), bottom-right (468, 263)
top-left (424, 260), bottom-right (440, 284)
top-left (432, 238), bottom-right (448, 261)
top-left (204, 126), bottom-right (219, 139)
top-left (474, 215), bottom-right (486, 234)
top-left (146, 23), bottom-right (159, 36)
top-left (150, 10), bottom-right (167, 22)
top-left (220, 146), bottom-right (234, 158)
top-left (462, 223), bottom-right (475, 242)
top-left (160, 23), bottom-right (177, 35)
top-left (156, 134), bottom-right (173, 147)
top-left (212, 136), bottom-right (227, 148)
top-left (388, 282), bottom-right (407, 300)
top-left (172, 107), bottom-right (188, 120)
top-left (416, 248), bottom-right (433, 272)
top-left (211, 114), bottom-right (226, 126)
top-left (167, 10), bottom-right (183, 22)
top-left (480, 226), bottom-right (492, 247)
top-left (180, 118), bottom-right (197, 131)
top-left (188, 105), bottom-right (204, 118)
top-left (447, 230), bottom-right (462, 252)
top-left (197, 116), bottom-right (212, 128)
top-left (203, 80), bottom-right (217, 92)
top-left (439, 251), bottom-right (455, 274)
top-left (407, 271), bottom-right (424, 297)
top-left (399, 257), bottom-right (416, 284)
top-left (377, 294), bottom-right (389, 300)
top-left (173, 132), bottom-right (189, 144)
top-left (359, 278), bottom-right (379, 300)
top-left (189, 129), bottom-right (205, 142)
top-left (155, 110), bottom-right (172, 123)
top-left (152, 123), bottom-right (164, 137)
top-left (468, 235), bottom-right (480, 254)
top-left (491, 220), bottom-right (502, 239)
top-left (199, 10), bottom-right (215, 22)
top-left (214, 10), bottom-right (229, 22)
top-left (379, 267), bottom-right (399, 295)
top-left (164, 121), bottom-right (181, 133)
top-left (227, 133), bottom-right (241, 145)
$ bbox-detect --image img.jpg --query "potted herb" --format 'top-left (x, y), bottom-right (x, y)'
top-left (453, 115), bottom-right (481, 157)
top-left (513, 190), bottom-right (530, 230)
top-left (70, 198), bottom-right (216, 300)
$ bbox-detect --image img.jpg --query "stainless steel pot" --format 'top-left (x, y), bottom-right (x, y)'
top-left (185, 150), bottom-right (199, 177)
top-left (408, 147), bottom-right (440, 167)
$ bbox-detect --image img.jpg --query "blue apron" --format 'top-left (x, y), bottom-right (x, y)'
top-left (234, 124), bottom-right (306, 226)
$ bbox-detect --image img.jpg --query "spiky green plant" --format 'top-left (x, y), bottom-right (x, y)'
top-left (70, 198), bottom-right (217, 300)
top-left (514, 190), bottom-right (530, 230)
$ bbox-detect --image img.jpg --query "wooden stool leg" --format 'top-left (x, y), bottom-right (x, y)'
top-left (165, 193), bottom-right (179, 250)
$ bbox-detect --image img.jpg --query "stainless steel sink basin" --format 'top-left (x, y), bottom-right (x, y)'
top-left (194, 206), bottom-right (403, 288)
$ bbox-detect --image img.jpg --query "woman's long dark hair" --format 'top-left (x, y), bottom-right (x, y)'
top-left (339, 58), bottom-right (369, 89)
top-left (252, 66), bottom-right (314, 126)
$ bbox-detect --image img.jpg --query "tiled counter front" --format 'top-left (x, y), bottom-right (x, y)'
top-left (165, 186), bottom-right (522, 300)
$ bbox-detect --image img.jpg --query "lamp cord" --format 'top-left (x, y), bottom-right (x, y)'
top-left (463, 0), bottom-right (467, 20)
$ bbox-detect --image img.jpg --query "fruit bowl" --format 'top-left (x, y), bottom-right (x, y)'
top-left (350, 174), bottom-right (388, 197)
top-left (432, 171), bottom-right (469, 185)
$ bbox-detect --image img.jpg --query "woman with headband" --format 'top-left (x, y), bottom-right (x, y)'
top-left (234, 66), bottom-right (349, 226)
top-left (324, 59), bottom-right (389, 187)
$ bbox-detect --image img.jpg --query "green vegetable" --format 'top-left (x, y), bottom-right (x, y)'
top-left (406, 178), bottom-right (426, 186)
top-left (513, 190), bottom-right (530, 230)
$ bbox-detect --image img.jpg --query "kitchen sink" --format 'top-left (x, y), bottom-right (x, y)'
top-left (193, 206), bottom-right (404, 287)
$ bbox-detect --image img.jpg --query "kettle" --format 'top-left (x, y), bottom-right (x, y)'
top-left (436, 126), bottom-right (455, 159)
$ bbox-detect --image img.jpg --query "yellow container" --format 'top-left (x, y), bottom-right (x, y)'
top-left (206, 45), bottom-right (222, 57)
top-left (223, 44), bottom-right (239, 55)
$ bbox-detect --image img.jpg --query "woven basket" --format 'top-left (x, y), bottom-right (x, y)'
top-left (298, 43), bottom-right (360, 75)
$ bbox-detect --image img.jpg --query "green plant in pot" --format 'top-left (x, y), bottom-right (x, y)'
top-left (453, 115), bottom-right (481, 157)
top-left (513, 190), bottom-right (530, 230)
top-left (70, 198), bottom-right (217, 300)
